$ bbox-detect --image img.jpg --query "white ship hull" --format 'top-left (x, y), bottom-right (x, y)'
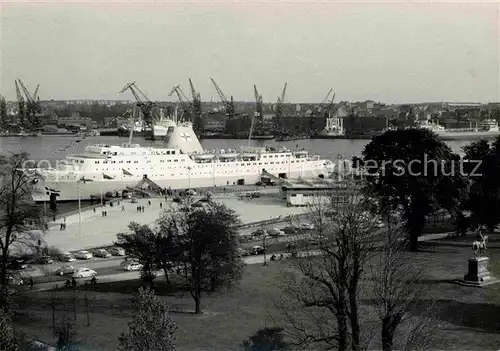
top-left (437, 131), bottom-right (500, 141)
top-left (32, 167), bottom-right (328, 202)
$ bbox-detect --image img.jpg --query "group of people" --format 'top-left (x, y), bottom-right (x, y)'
top-left (270, 253), bottom-right (285, 261)
top-left (64, 276), bottom-right (97, 288)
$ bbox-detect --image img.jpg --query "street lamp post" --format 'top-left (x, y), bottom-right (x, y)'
top-left (262, 231), bottom-right (268, 266)
top-left (77, 179), bottom-right (82, 237)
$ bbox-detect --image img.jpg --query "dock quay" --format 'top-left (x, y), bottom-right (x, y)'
top-left (33, 191), bottom-right (307, 253)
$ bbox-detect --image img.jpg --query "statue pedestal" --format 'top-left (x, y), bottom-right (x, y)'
top-left (456, 257), bottom-right (499, 287)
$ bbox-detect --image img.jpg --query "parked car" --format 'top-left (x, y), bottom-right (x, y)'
top-left (74, 250), bottom-right (92, 260)
top-left (72, 268), bottom-right (97, 278)
top-left (37, 256), bottom-right (54, 264)
top-left (282, 226), bottom-right (300, 235)
top-left (267, 228), bottom-right (285, 237)
top-left (55, 265), bottom-right (75, 276)
top-left (109, 247), bottom-right (125, 256)
top-left (250, 246), bottom-right (265, 255)
top-left (7, 274), bottom-right (24, 286)
top-left (62, 252), bottom-right (76, 262)
top-left (252, 229), bottom-right (266, 237)
top-left (299, 222), bottom-right (315, 230)
top-left (123, 262), bottom-right (143, 271)
top-left (255, 181), bottom-right (264, 186)
top-left (237, 248), bottom-right (250, 257)
top-left (93, 249), bottom-right (111, 258)
top-left (7, 259), bottom-right (27, 270)
top-left (199, 195), bottom-right (211, 202)
top-left (191, 202), bottom-right (203, 208)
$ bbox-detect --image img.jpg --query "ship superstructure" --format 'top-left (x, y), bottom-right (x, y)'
top-left (27, 122), bottom-right (334, 202)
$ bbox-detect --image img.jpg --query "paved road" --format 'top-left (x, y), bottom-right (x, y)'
top-left (13, 250), bottom-right (295, 293)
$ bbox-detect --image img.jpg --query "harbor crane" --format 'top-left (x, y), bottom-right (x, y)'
top-left (15, 80), bottom-right (26, 127)
top-left (168, 85), bottom-right (192, 114)
top-left (274, 82), bottom-right (288, 134)
top-left (17, 79), bottom-right (42, 129)
top-left (316, 88), bottom-right (333, 115)
top-left (188, 79), bottom-right (204, 137)
top-left (253, 85), bottom-right (263, 119)
top-left (275, 82), bottom-right (287, 119)
top-left (119, 82), bottom-right (156, 124)
top-left (209, 78), bottom-right (235, 118)
top-left (189, 78), bottom-right (202, 117)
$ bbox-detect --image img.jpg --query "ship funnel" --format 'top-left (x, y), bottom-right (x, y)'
top-left (164, 122), bottom-right (204, 154)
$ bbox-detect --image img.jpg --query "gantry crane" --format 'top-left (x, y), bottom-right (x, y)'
top-left (168, 85), bottom-right (192, 114)
top-left (253, 85), bottom-right (263, 120)
top-left (274, 82), bottom-right (287, 133)
top-left (275, 82), bottom-right (287, 119)
top-left (188, 79), bottom-right (204, 137)
top-left (15, 80), bottom-right (26, 127)
top-left (17, 79), bottom-right (42, 129)
top-left (189, 78), bottom-right (202, 117)
top-left (209, 78), bottom-right (235, 118)
top-left (316, 88), bottom-right (333, 115)
top-left (119, 82), bottom-right (157, 124)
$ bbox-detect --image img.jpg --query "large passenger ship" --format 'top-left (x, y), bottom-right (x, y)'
top-left (26, 122), bottom-right (334, 202)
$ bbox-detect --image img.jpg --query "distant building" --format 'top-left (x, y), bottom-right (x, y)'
top-left (279, 178), bottom-right (362, 207)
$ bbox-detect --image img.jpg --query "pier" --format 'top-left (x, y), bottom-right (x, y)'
top-left (36, 191), bottom-right (306, 252)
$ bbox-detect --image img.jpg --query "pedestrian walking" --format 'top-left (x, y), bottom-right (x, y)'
top-left (93, 207), bottom-right (96, 214)
top-left (60, 223), bottom-right (63, 231)
top-left (160, 202), bottom-right (162, 209)
top-left (122, 205), bottom-right (125, 211)
top-left (148, 200), bottom-right (151, 206)
top-left (142, 206), bottom-right (145, 212)
top-left (29, 277), bottom-right (34, 289)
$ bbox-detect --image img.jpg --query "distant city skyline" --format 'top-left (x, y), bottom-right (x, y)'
top-left (1, 2), bottom-right (498, 103)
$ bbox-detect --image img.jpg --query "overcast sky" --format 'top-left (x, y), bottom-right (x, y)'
top-left (0, 1), bottom-right (498, 103)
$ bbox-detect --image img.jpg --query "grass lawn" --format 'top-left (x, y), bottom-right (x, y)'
top-left (12, 232), bottom-right (500, 351)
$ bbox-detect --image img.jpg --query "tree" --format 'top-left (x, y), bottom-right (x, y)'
top-left (241, 327), bottom-right (288, 351)
top-left (462, 138), bottom-right (500, 231)
top-left (118, 287), bottom-right (177, 351)
top-left (0, 153), bottom-right (43, 287)
top-left (371, 223), bottom-right (435, 351)
top-left (362, 128), bottom-right (468, 251)
top-left (0, 310), bottom-right (17, 351)
top-left (277, 184), bottom-right (380, 350)
top-left (0, 96), bottom-right (7, 128)
top-left (116, 223), bottom-right (160, 287)
top-left (54, 315), bottom-right (79, 351)
top-left (159, 201), bottom-right (243, 314)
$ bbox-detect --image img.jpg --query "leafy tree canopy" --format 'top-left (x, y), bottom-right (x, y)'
top-left (118, 287), bottom-right (177, 351)
top-left (362, 128), bottom-right (468, 251)
top-left (462, 137), bottom-right (500, 231)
